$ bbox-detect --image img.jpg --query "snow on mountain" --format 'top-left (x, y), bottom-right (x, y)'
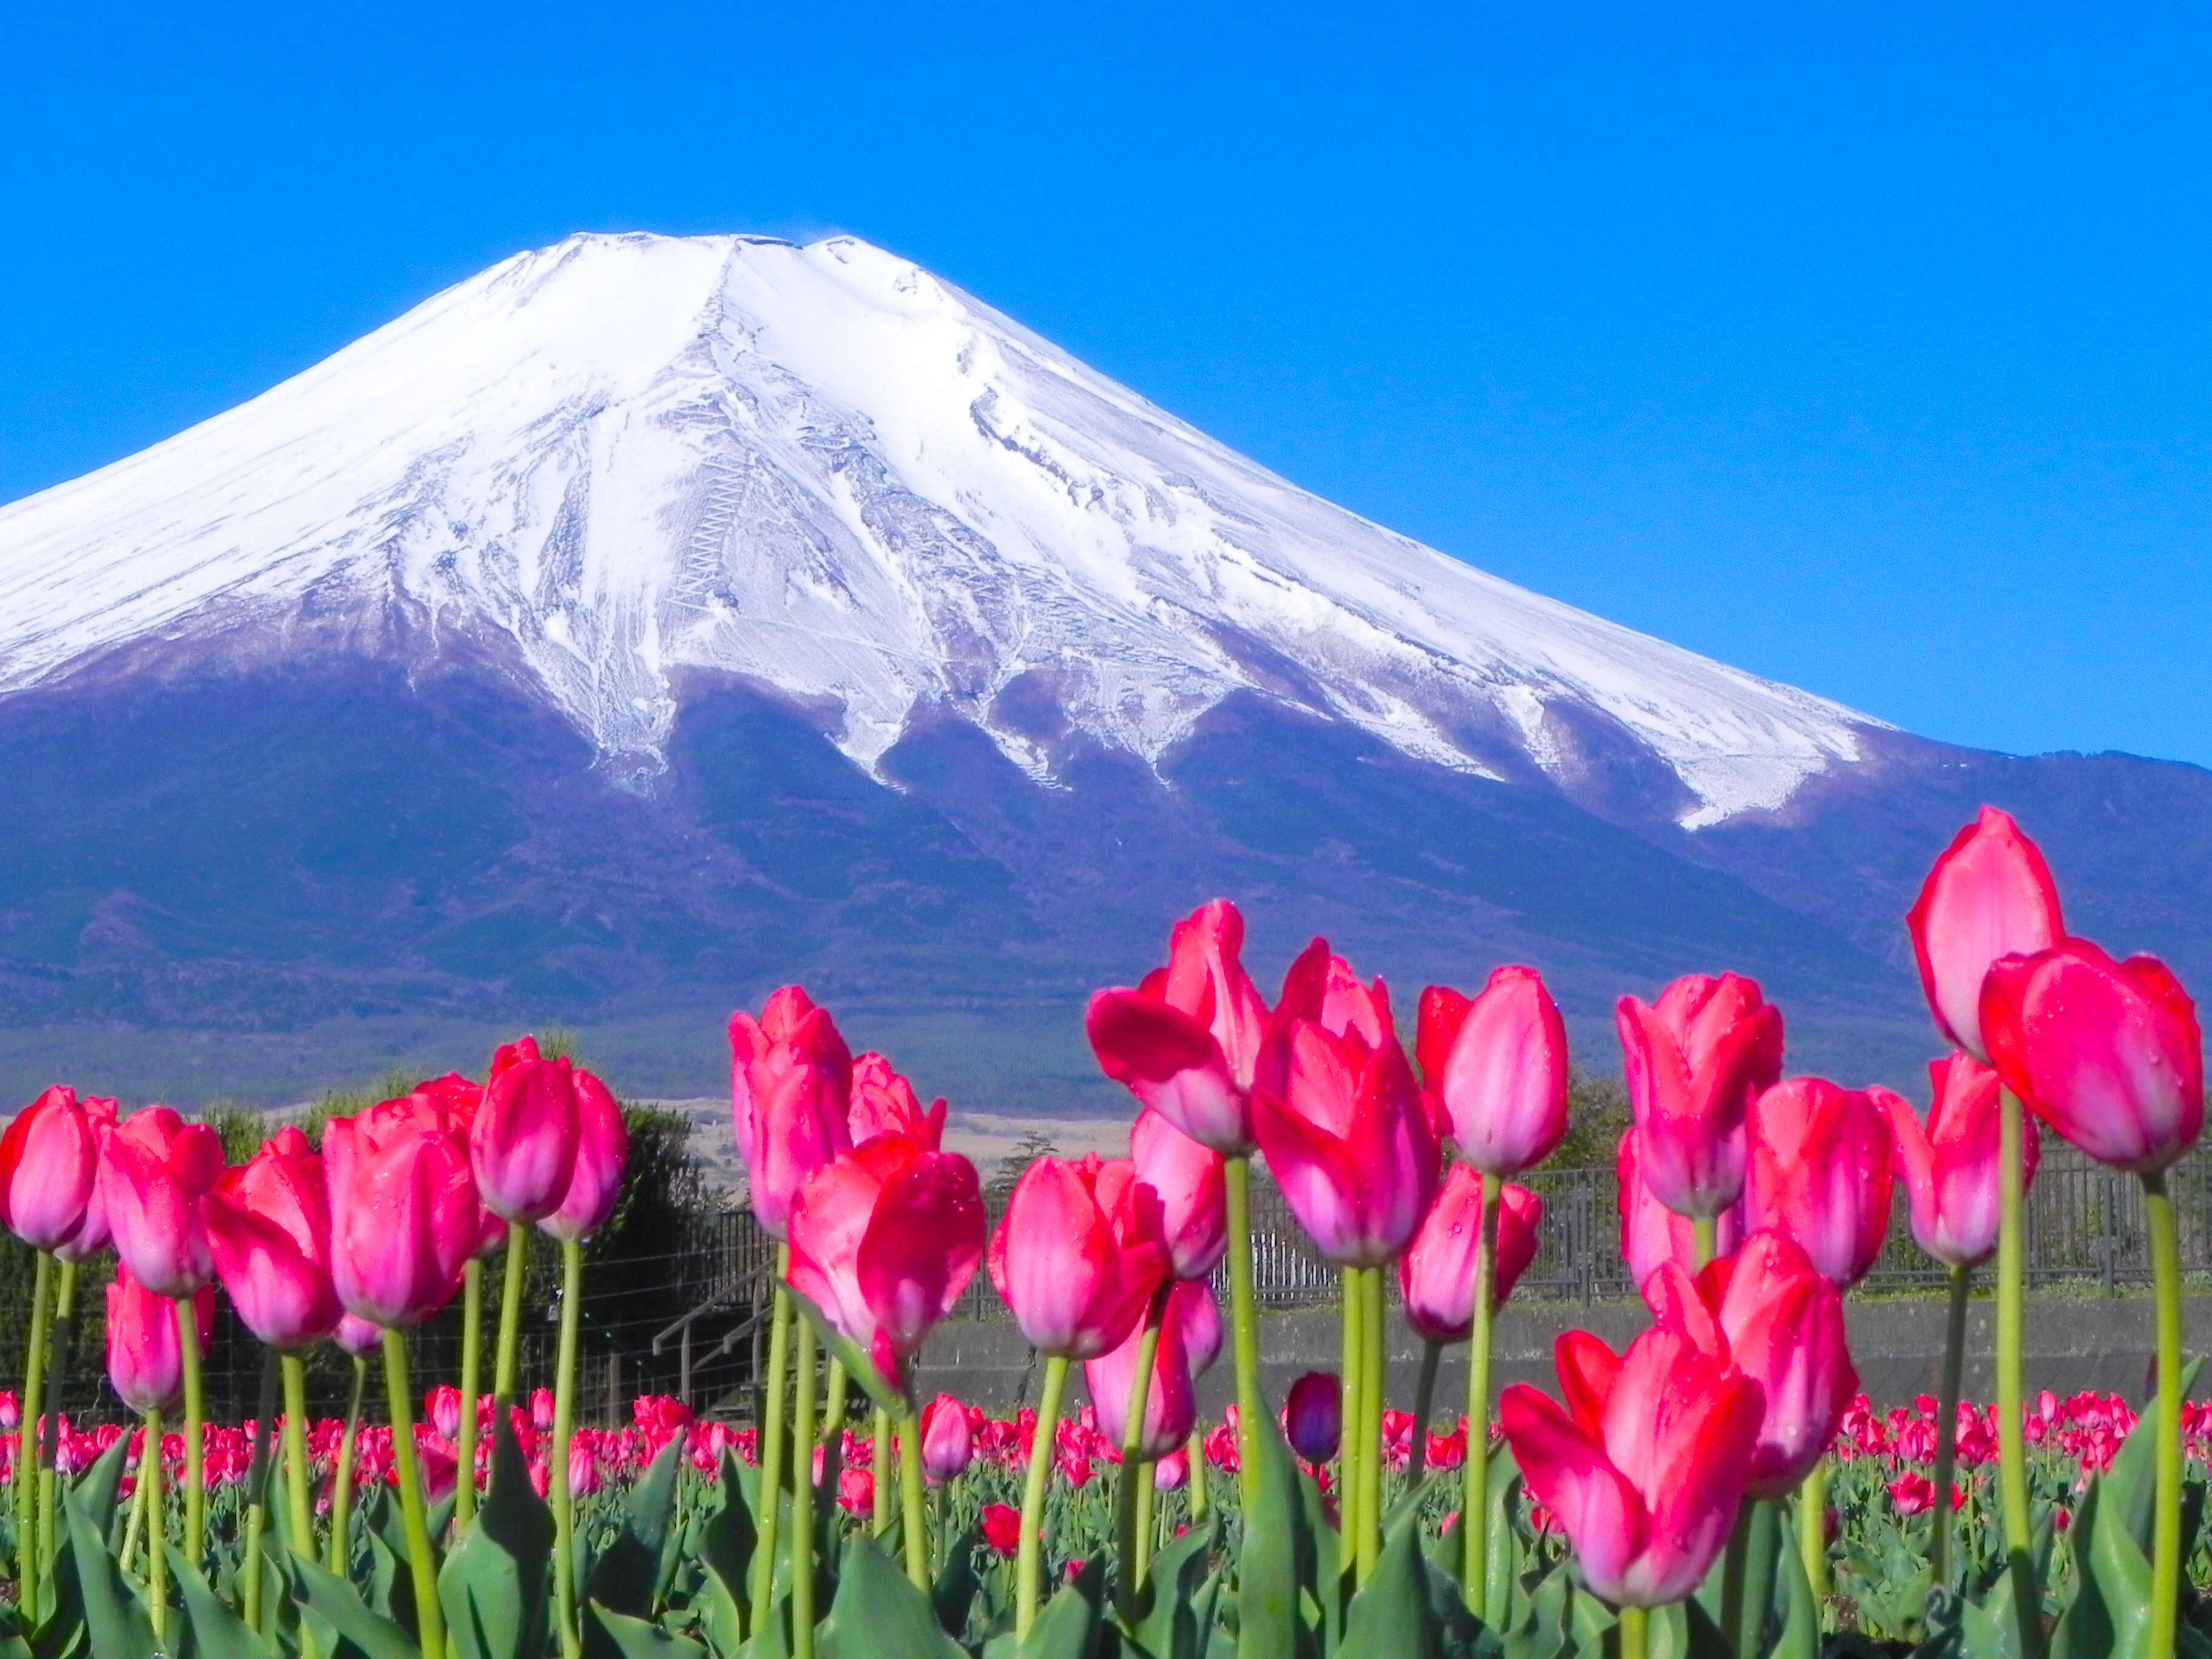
top-left (0, 231), bottom-right (1880, 826)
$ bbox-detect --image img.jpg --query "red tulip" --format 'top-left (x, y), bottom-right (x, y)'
top-left (1084, 1285), bottom-right (1202, 1461)
top-left (325, 1096), bottom-right (480, 1329)
top-left (986, 1155), bottom-right (1170, 1360)
top-left (786, 1136), bottom-right (986, 1387)
top-left (1909, 807), bottom-right (2064, 1064)
top-left (1253, 939), bottom-right (1438, 1267)
top-left (0, 1086), bottom-right (116, 1261)
top-left (469, 1036), bottom-right (583, 1224)
top-left (1746, 1078), bottom-right (1897, 1287)
top-left (101, 1106), bottom-right (226, 1298)
top-left (107, 1266), bottom-right (210, 1416)
top-left (848, 1053), bottom-right (947, 1150)
top-left (1615, 973), bottom-right (1784, 1219)
top-left (981, 1502), bottom-right (1022, 1557)
top-left (1283, 1370), bottom-right (1341, 1464)
top-left (1886, 1053), bottom-right (2038, 1268)
top-left (1644, 1231), bottom-right (1857, 1499)
top-left (1617, 1127), bottom-right (1744, 1290)
top-left (1086, 899), bottom-right (1272, 1155)
top-left (1417, 966), bottom-right (1569, 1176)
top-left (920, 1393), bottom-right (973, 1484)
top-left (540, 1067), bottom-right (628, 1243)
top-left (1397, 1165), bottom-right (1543, 1343)
top-left (1130, 1108), bottom-right (1227, 1281)
top-left (200, 1125), bottom-right (343, 1350)
top-left (729, 987), bottom-right (854, 1239)
top-left (1500, 1325), bottom-right (1763, 1607)
top-left (1982, 938), bottom-right (2204, 1174)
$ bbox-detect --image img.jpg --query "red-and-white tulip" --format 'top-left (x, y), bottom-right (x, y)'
top-left (106, 1265), bottom-right (210, 1416)
top-left (1617, 1127), bottom-right (1745, 1289)
top-left (729, 987), bottom-right (854, 1239)
top-left (1416, 965), bottom-right (1569, 1176)
top-left (1253, 939), bottom-right (1438, 1267)
top-left (1746, 1078), bottom-right (1897, 1287)
top-left (1500, 1325), bottom-right (1764, 1607)
top-left (325, 1096), bottom-right (480, 1329)
top-left (986, 1155), bottom-right (1170, 1361)
top-left (1084, 1283), bottom-right (1202, 1461)
top-left (1398, 1164), bottom-right (1543, 1342)
top-left (1908, 806), bottom-right (2063, 1064)
top-left (1982, 938), bottom-right (2204, 1175)
top-left (1130, 1108), bottom-right (1227, 1281)
top-left (200, 1125), bottom-right (343, 1350)
top-left (848, 1053), bottom-right (947, 1150)
top-left (102, 1106), bottom-right (226, 1298)
top-left (0, 1086), bottom-right (116, 1262)
top-left (1615, 973), bottom-right (1784, 1219)
top-left (1886, 1053), bottom-right (2038, 1268)
top-left (1086, 899), bottom-right (1272, 1155)
top-left (920, 1393), bottom-right (974, 1484)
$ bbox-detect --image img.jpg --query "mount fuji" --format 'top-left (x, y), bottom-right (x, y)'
top-left (1, 231), bottom-right (2207, 1106)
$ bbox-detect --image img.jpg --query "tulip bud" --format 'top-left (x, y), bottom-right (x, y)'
top-left (335, 1312), bottom-right (384, 1358)
top-left (1886, 1053), bottom-right (2037, 1269)
top-left (540, 1067), bottom-right (628, 1243)
top-left (1746, 1078), bottom-right (1896, 1287)
top-left (326, 1097), bottom-right (479, 1330)
top-left (1129, 1108), bottom-right (1227, 1280)
top-left (427, 1386), bottom-right (462, 1441)
top-left (102, 1106), bottom-right (225, 1298)
top-left (920, 1393), bottom-right (973, 1484)
top-left (1084, 1285), bottom-right (1202, 1463)
top-left (0, 1087), bottom-right (117, 1261)
top-left (531, 1388), bottom-right (555, 1431)
top-left (1175, 1279), bottom-right (1223, 1378)
top-left (848, 1054), bottom-right (947, 1150)
top-left (1615, 973), bottom-right (1783, 1220)
top-left (471, 1037), bottom-right (581, 1225)
top-left (201, 1124), bottom-right (344, 1351)
top-left (1908, 806), bottom-right (2063, 1064)
top-left (1398, 1165), bottom-right (1543, 1342)
top-left (1617, 1127), bottom-right (1744, 1291)
top-left (729, 987), bottom-right (854, 1239)
top-left (107, 1265), bottom-right (211, 1416)
top-left (1283, 1371), bottom-right (1341, 1464)
top-left (1417, 966), bottom-right (1569, 1176)
top-left (987, 1155), bottom-right (1170, 1361)
top-left (1153, 1447), bottom-right (1190, 1490)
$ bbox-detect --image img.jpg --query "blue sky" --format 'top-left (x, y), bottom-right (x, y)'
top-left (4, 3), bottom-right (2208, 764)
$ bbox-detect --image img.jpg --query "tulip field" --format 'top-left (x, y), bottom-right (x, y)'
top-left (0, 804), bottom-right (2206, 1658)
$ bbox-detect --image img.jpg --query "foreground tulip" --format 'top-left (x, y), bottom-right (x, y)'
top-left (848, 1052), bottom-right (947, 1148)
top-left (0, 1085), bottom-right (115, 1260)
top-left (538, 1067), bottom-right (628, 1242)
top-left (326, 1100), bottom-right (478, 1330)
top-left (1399, 1165), bottom-right (1541, 1341)
top-left (1908, 806), bottom-right (2063, 1066)
top-left (1615, 974), bottom-right (1783, 1230)
top-left (730, 986), bottom-right (855, 1239)
top-left (1618, 1128), bottom-right (1744, 1290)
top-left (1746, 1078), bottom-right (1897, 1287)
top-left (1417, 965), bottom-right (1569, 1176)
top-left (1888, 1053), bottom-right (2036, 1271)
top-left (102, 1105), bottom-right (224, 1299)
top-left (920, 1393), bottom-right (973, 1484)
top-left (201, 1125), bottom-right (341, 1350)
top-left (1501, 1325), bottom-right (1763, 1640)
top-left (470, 1039), bottom-right (582, 1224)
top-left (1130, 1108), bottom-right (1227, 1281)
top-left (1284, 1370), bottom-right (1342, 1464)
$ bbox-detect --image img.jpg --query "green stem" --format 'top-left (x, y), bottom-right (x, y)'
top-left (1359, 1266), bottom-right (1384, 1586)
top-left (16, 1250), bottom-right (49, 1609)
top-left (1620, 1603), bottom-right (1649, 1659)
top-left (872, 1406), bottom-right (893, 1535)
top-left (1995, 1088), bottom-right (2041, 1658)
top-left (1464, 1172), bottom-right (1500, 1614)
top-left (36, 1258), bottom-right (75, 1586)
top-left (1797, 1461), bottom-right (1829, 1606)
top-left (1339, 1265), bottom-right (1365, 1563)
top-left (898, 1405), bottom-right (928, 1590)
top-left (494, 1221), bottom-right (529, 1403)
top-left (456, 1257), bottom-right (483, 1530)
top-left (552, 1238), bottom-right (584, 1659)
top-left (1692, 1215), bottom-right (1718, 1271)
top-left (381, 1327), bottom-right (446, 1659)
top-left (1720, 1506), bottom-right (1752, 1655)
top-left (176, 1291), bottom-right (206, 1575)
top-left (1114, 1287), bottom-right (1168, 1621)
top-left (2145, 1168), bottom-right (2184, 1659)
top-left (1016, 1354), bottom-right (1071, 1640)
top-left (749, 1253), bottom-right (793, 1631)
top-left (329, 1356), bottom-right (366, 1576)
top-left (790, 1315), bottom-right (817, 1659)
top-left (1410, 1338), bottom-right (1440, 1485)
top-left (120, 1424), bottom-right (150, 1578)
top-left (818, 1360), bottom-right (849, 1503)
top-left (1931, 1262), bottom-right (1969, 1598)
top-left (281, 1352), bottom-right (324, 1657)
top-left (242, 1347), bottom-right (278, 1633)
top-left (140, 1409), bottom-right (166, 1647)
top-left (1223, 1156), bottom-right (1264, 1509)
top-left (1743, 1500), bottom-right (1779, 1659)
top-left (1134, 1463), bottom-right (1155, 1586)
top-left (1187, 1426), bottom-right (1209, 1523)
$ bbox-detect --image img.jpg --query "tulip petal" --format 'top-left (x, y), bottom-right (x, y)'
top-left (1500, 1382), bottom-right (1646, 1606)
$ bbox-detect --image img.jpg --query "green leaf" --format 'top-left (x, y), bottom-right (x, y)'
top-left (588, 1603), bottom-right (710, 1659)
top-left (589, 1433), bottom-right (691, 1623)
top-left (1772, 1515), bottom-right (1820, 1659)
top-left (1498, 1568), bottom-right (1584, 1659)
top-left (73, 1438), bottom-right (130, 1538)
top-left (1236, 1406), bottom-right (1319, 1659)
top-left (27, 1532), bottom-right (82, 1659)
top-left (931, 1524), bottom-right (982, 1641)
top-left (1341, 1521), bottom-right (1442, 1659)
top-left (1127, 1518), bottom-right (1219, 1659)
top-left (2101, 1356), bottom-right (2204, 1557)
top-left (814, 1535), bottom-right (967, 1659)
top-left (1019, 1557), bottom-right (1107, 1659)
top-left (166, 1544), bottom-right (281, 1659)
top-left (441, 1408), bottom-right (555, 1659)
top-left (61, 1476), bottom-right (155, 1659)
top-left (1485, 1444), bottom-right (1526, 1632)
top-left (290, 1549), bottom-right (424, 1659)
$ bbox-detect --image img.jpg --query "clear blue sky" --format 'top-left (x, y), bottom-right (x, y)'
top-left (4, 4), bottom-right (2208, 765)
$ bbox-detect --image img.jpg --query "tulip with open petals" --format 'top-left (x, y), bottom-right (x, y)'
top-left (1746, 1078), bottom-right (1897, 1287)
top-left (1617, 1128), bottom-right (1744, 1290)
top-left (1615, 974), bottom-right (1783, 1221)
top-left (1501, 1324), bottom-right (1765, 1608)
top-left (1908, 807), bottom-right (2063, 1064)
top-left (1284, 1370), bottom-right (1341, 1464)
top-left (1084, 1284), bottom-right (1201, 1462)
top-left (107, 1266), bottom-right (211, 1416)
top-left (786, 1136), bottom-right (987, 1388)
top-left (1644, 1230), bottom-right (1857, 1499)
top-left (102, 1106), bottom-right (226, 1298)
top-left (848, 1053), bottom-right (948, 1150)
top-left (729, 987), bottom-right (854, 1239)
top-left (540, 1067), bottom-right (628, 1243)
top-left (0, 1086), bottom-right (115, 1262)
top-left (1886, 1053), bottom-right (2039, 1269)
top-left (1253, 940), bottom-right (1438, 1267)
top-left (920, 1393), bottom-right (973, 1484)
top-left (1086, 900), bottom-right (1272, 1155)
top-left (1982, 937), bottom-right (2204, 1175)
top-left (1130, 1108), bottom-right (1227, 1281)
top-left (201, 1125), bottom-right (343, 1350)
top-left (326, 1096), bottom-right (480, 1329)
top-left (1417, 966), bottom-right (1569, 1176)
top-left (987, 1155), bottom-right (1170, 1361)
top-left (1398, 1165), bottom-right (1543, 1342)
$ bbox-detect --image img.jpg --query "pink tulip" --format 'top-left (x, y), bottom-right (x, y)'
top-left (1644, 1231), bottom-right (1857, 1499)
top-left (427, 1386), bottom-right (462, 1441)
top-left (786, 1136), bottom-right (987, 1387)
top-left (1746, 1078), bottom-right (1897, 1287)
top-left (335, 1312), bottom-right (385, 1357)
top-left (848, 1053), bottom-right (947, 1150)
top-left (470, 1036), bottom-right (581, 1224)
top-left (1908, 806), bottom-right (2063, 1064)
top-left (1084, 1286), bottom-right (1202, 1461)
top-left (200, 1125), bottom-right (343, 1350)
top-left (1982, 937), bottom-right (2204, 1174)
top-left (1617, 1127), bottom-right (1744, 1290)
top-left (1153, 1448), bottom-right (1190, 1490)
top-left (1129, 1108), bottom-right (1227, 1281)
top-left (1417, 966), bottom-right (1569, 1176)
top-left (1886, 1053), bottom-right (2039, 1268)
top-left (1500, 1325), bottom-right (1763, 1607)
top-left (1175, 1279), bottom-right (1223, 1377)
top-left (1283, 1371), bottom-right (1341, 1464)
top-left (1086, 899), bottom-right (1272, 1155)
top-left (729, 987), bottom-right (854, 1238)
top-left (540, 1067), bottom-right (628, 1243)
top-left (1398, 1165), bottom-right (1543, 1343)
top-left (1615, 973), bottom-right (1784, 1219)
top-left (1252, 939), bottom-right (1438, 1267)
top-left (102, 1106), bottom-right (226, 1298)
top-left (986, 1155), bottom-right (1170, 1361)
top-left (0, 1087), bottom-right (116, 1261)
top-left (920, 1393), bottom-right (973, 1484)
top-left (404, 1072), bottom-right (506, 1258)
top-left (106, 1266), bottom-right (211, 1416)
top-left (326, 1096), bottom-right (480, 1329)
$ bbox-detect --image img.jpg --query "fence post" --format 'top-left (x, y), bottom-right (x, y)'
top-left (680, 1320), bottom-right (693, 1411)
